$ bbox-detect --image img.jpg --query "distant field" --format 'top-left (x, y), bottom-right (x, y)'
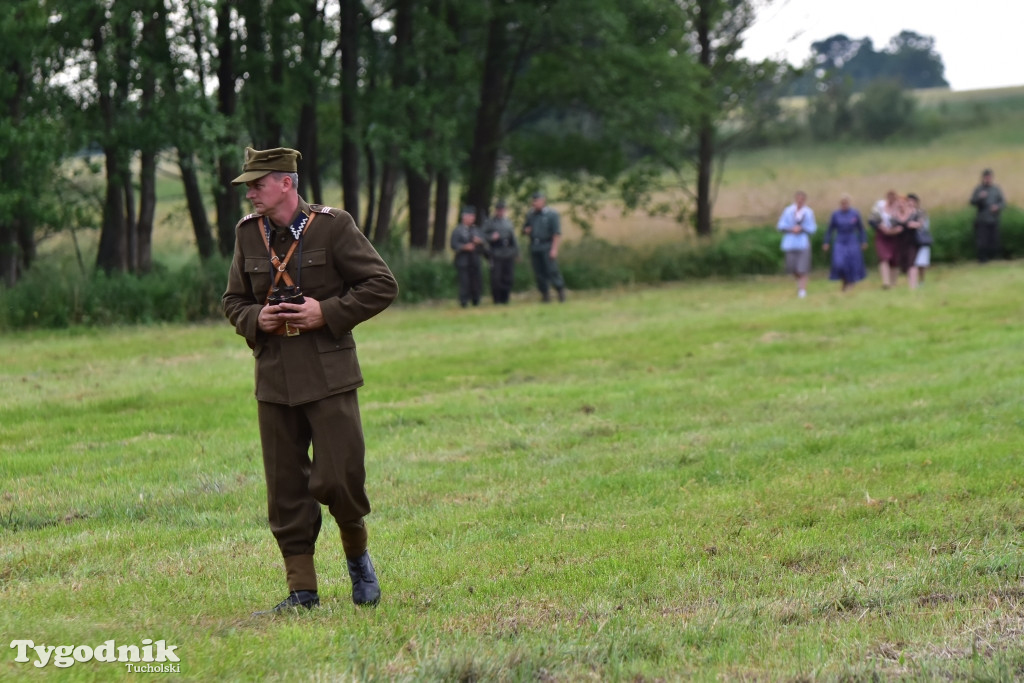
top-left (560, 86), bottom-right (1024, 247)
top-left (3, 263), bottom-right (1023, 680)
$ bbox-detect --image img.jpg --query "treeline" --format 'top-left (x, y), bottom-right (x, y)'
top-left (791, 31), bottom-right (948, 95)
top-left (0, 0), bottom-right (792, 288)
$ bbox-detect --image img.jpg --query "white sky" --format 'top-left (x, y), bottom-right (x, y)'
top-left (739, 0), bottom-right (1024, 92)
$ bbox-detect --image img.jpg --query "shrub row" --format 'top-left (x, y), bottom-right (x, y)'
top-left (2, 207), bottom-right (1020, 330)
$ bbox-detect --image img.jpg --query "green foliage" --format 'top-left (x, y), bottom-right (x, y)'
top-left (791, 30), bottom-right (948, 96)
top-left (853, 80), bottom-right (918, 141)
top-left (0, 256), bottom-right (228, 329)
top-left (807, 79), bottom-right (854, 141)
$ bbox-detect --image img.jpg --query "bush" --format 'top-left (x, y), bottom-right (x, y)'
top-left (853, 80), bottom-right (917, 141)
top-left (928, 206), bottom-right (1024, 262)
top-left (0, 256), bottom-right (230, 330)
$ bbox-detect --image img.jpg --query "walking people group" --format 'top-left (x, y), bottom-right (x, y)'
top-left (451, 191), bottom-right (566, 306)
top-left (773, 179), bottom-right (994, 296)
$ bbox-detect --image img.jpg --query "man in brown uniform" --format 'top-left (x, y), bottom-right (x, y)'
top-left (222, 147), bottom-right (398, 612)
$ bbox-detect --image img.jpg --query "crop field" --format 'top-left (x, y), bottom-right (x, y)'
top-left (2, 261), bottom-right (1023, 680)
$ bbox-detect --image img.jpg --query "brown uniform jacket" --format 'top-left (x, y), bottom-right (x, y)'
top-left (222, 199), bottom-right (398, 406)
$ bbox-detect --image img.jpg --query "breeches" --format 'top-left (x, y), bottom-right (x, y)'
top-left (529, 250), bottom-right (564, 292)
top-left (455, 259), bottom-right (482, 304)
top-left (257, 392), bottom-right (370, 558)
top-left (490, 256), bottom-right (516, 302)
top-left (975, 222), bottom-right (1000, 261)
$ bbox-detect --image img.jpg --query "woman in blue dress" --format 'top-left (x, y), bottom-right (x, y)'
top-left (822, 194), bottom-right (867, 291)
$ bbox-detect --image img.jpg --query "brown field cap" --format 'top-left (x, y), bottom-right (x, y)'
top-left (231, 147), bottom-right (302, 185)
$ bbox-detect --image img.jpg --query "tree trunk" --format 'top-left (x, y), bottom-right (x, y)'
top-left (137, 150), bottom-right (157, 274)
top-left (123, 165), bottom-right (138, 274)
top-left (0, 69), bottom-right (28, 286)
top-left (431, 171), bottom-right (450, 253)
top-left (93, 15), bottom-right (130, 275)
top-left (180, 151), bottom-right (215, 260)
top-left (466, 14), bottom-right (512, 218)
top-left (96, 151), bottom-right (128, 274)
top-left (296, 1), bottom-right (323, 204)
top-left (340, 0), bottom-right (362, 224)
top-left (215, 0), bottom-right (241, 256)
top-left (363, 141), bottom-right (376, 237)
top-left (0, 224), bottom-right (17, 287)
top-left (296, 101), bottom-right (321, 203)
top-left (694, 2), bottom-right (714, 237)
top-left (374, 160), bottom-right (398, 247)
top-left (695, 124), bottom-right (713, 237)
top-left (406, 169), bottom-right (431, 249)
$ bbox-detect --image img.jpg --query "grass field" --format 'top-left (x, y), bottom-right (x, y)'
top-left (2, 261), bottom-right (1023, 680)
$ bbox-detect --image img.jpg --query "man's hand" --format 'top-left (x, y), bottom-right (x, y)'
top-left (790, 226), bottom-right (802, 234)
top-left (822, 243), bottom-right (830, 252)
top-left (549, 245), bottom-right (558, 259)
top-left (258, 304), bottom-right (285, 333)
top-left (260, 298), bottom-right (325, 334)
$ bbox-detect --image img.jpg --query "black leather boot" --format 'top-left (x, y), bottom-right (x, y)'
top-left (556, 287), bottom-right (565, 302)
top-left (253, 590), bottom-right (319, 616)
top-left (346, 552), bottom-right (381, 606)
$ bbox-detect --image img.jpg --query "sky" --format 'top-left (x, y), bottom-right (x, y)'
top-left (738, 0), bottom-right (1024, 92)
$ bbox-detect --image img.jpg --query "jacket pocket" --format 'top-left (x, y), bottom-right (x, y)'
top-left (297, 248), bottom-right (327, 290)
top-left (244, 257), bottom-right (272, 301)
top-left (314, 332), bottom-right (362, 392)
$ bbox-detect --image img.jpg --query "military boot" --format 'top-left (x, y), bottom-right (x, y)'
top-left (556, 287), bottom-right (565, 302)
top-left (346, 552), bottom-right (381, 606)
top-left (253, 590), bottom-right (319, 616)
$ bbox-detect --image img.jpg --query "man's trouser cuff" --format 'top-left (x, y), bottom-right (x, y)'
top-left (284, 553), bottom-right (318, 592)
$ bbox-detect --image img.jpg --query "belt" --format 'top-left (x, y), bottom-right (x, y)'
top-left (268, 323), bottom-right (301, 337)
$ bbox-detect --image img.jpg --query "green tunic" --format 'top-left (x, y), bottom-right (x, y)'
top-left (523, 207), bottom-right (561, 251)
top-left (483, 216), bottom-right (518, 259)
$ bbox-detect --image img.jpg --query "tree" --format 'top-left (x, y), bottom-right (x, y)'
top-left (798, 29), bottom-right (948, 94)
top-left (853, 79), bottom-right (916, 141)
top-left (640, 0), bottom-right (781, 237)
top-left (0, 1), bottom-right (69, 286)
top-left (339, 0), bottom-right (364, 225)
top-left (884, 30), bottom-right (947, 89)
top-left (469, 0), bottom-right (705, 230)
top-left (213, 0), bottom-right (243, 256)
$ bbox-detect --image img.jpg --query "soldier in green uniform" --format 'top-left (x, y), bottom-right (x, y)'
top-left (483, 199), bottom-right (518, 304)
top-left (523, 191), bottom-right (565, 302)
top-left (450, 205), bottom-right (486, 307)
top-left (222, 147), bottom-right (398, 613)
top-left (969, 168), bottom-right (1006, 263)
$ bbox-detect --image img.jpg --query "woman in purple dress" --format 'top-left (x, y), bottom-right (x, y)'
top-left (822, 194), bottom-right (867, 291)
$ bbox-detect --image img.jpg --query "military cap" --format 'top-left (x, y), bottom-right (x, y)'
top-left (231, 147), bottom-right (302, 185)
top-left (495, 199), bottom-right (507, 209)
top-left (982, 168), bottom-right (993, 176)
top-left (531, 191), bottom-right (545, 200)
top-left (461, 204), bottom-right (476, 215)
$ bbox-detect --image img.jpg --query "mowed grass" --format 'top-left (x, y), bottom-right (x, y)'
top-left (2, 263), bottom-right (1024, 681)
